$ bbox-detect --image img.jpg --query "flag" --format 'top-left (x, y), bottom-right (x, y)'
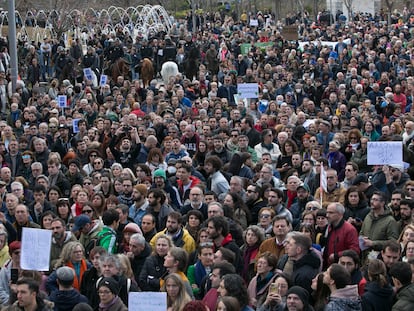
top-left (320, 164), bottom-right (327, 193)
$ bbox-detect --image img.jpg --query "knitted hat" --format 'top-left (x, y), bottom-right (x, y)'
top-left (153, 169), bottom-right (166, 181)
top-left (134, 184), bottom-right (148, 196)
top-left (8, 241), bottom-right (21, 255)
top-left (56, 266), bottom-right (75, 282)
top-left (287, 286), bottom-right (309, 308)
top-left (123, 223), bottom-right (143, 235)
top-left (98, 277), bottom-right (119, 295)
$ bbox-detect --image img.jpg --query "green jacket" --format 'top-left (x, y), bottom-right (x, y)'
top-left (97, 226), bottom-right (118, 254)
top-left (392, 283), bottom-right (414, 311)
top-left (360, 208), bottom-right (399, 251)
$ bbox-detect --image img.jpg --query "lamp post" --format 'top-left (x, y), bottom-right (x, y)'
top-left (8, 0), bottom-right (17, 93)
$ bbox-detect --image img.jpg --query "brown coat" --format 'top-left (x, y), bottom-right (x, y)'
top-left (314, 185), bottom-right (347, 209)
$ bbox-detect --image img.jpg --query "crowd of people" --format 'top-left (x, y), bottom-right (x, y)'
top-left (0, 4), bottom-right (414, 311)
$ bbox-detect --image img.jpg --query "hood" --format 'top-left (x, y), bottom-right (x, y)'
top-left (332, 284), bottom-right (360, 299)
top-left (53, 231), bottom-right (74, 244)
top-left (295, 249), bottom-right (321, 269)
top-left (329, 285), bottom-right (361, 311)
top-left (364, 281), bottom-right (393, 298)
top-left (137, 243), bottom-right (152, 259)
top-left (49, 290), bottom-right (83, 311)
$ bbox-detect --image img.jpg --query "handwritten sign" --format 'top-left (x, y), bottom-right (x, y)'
top-left (21, 228), bottom-right (52, 271)
top-left (58, 95), bottom-right (67, 108)
top-left (250, 19), bottom-right (258, 26)
top-left (237, 83), bottom-right (259, 99)
top-left (128, 292), bottom-right (166, 311)
top-left (100, 75), bottom-right (108, 87)
top-left (367, 141), bottom-right (403, 165)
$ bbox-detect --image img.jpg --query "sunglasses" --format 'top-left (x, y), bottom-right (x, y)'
top-left (83, 182), bottom-right (92, 185)
top-left (94, 162), bottom-right (103, 165)
top-left (82, 209), bottom-right (93, 214)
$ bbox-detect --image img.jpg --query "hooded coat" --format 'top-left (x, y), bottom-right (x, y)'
top-left (392, 283), bottom-right (414, 311)
top-left (361, 281), bottom-right (394, 311)
top-left (326, 284), bottom-right (362, 311)
top-left (48, 289), bottom-right (88, 311)
top-left (291, 250), bottom-right (321, 294)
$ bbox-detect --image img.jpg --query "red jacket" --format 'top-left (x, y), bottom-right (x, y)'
top-left (176, 176), bottom-right (201, 202)
top-left (323, 219), bottom-right (360, 268)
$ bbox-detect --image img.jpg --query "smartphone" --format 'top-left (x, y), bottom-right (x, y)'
top-left (269, 283), bottom-right (278, 294)
top-left (11, 268), bottom-right (18, 284)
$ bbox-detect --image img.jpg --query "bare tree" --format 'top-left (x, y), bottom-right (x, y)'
top-left (384, 0), bottom-right (394, 26)
top-left (343, 0), bottom-right (353, 21)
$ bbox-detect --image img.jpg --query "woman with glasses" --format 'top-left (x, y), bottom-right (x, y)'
top-left (241, 225), bottom-right (266, 283)
top-left (82, 149), bottom-right (101, 176)
top-left (187, 242), bottom-right (214, 299)
top-left (96, 277), bottom-right (128, 311)
top-left (47, 241), bottom-right (91, 293)
top-left (256, 208), bottom-right (275, 237)
top-left (247, 252), bottom-right (279, 309)
top-left (92, 157), bottom-right (105, 175)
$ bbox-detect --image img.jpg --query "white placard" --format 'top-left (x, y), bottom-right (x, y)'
top-left (21, 228), bottom-right (52, 271)
top-left (72, 118), bottom-right (80, 133)
top-left (83, 68), bottom-right (93, 81)
top-left (367, 141), bottom-right (403, 165)
top-left (237, 83), bottom-right (259, 99)
top-left (100, 75), bottom-right (108, 87)
top-left (250, 19), bottom-right (258, 26)
top-left (58, 95), bottom-right (67, 108)
top-left (128, 292), bottom-right (167, 311)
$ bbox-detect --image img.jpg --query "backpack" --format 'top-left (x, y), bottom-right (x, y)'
top-left (85, 231), bottom-right (112, 257)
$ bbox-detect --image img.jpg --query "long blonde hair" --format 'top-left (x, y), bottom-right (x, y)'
top-left (161, 273), bottom-right (191, 310)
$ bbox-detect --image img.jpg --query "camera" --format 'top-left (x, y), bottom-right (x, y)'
top-left (123, 125), bottom-right (131, 132)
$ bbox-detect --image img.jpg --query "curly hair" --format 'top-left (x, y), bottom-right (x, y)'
top-left (54, 241), bottom-right (85, 269)
top-left (221, 274), bottom-right (249, 307)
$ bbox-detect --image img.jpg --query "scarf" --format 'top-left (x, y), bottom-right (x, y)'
top-left (242, 245), bottom-right (259, 280)
top-left (75, 202), bottom-right (83, 216)
top-left (256, 272), bottom-right (274, 293)
top-left (99, 296), bottom-right (119, 311)
top-left (66, 259), bottom-right (87, 290)
top-left (286, 190), bottom-right (297, 209)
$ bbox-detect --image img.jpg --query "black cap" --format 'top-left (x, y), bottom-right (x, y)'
top-left (352, 173), bottom-right (368, 185)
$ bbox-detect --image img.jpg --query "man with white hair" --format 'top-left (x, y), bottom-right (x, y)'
top-left (403, 121), bottom-right (414, 146)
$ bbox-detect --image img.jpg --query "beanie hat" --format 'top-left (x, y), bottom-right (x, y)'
top-left (287, 286), bottom-right (309, 307)
top-left (153, 169), bottom-right (167, 181)
top-left (123, 223), bottom-right (143, 235)
top-left (134, 184), bottom-right (148, 196)
top-left (56, 266), bottom-right (75, 282)
top-left (9, 241), bottom-right (21, 255)
top-left (98, 277), bottom-right (119, 295)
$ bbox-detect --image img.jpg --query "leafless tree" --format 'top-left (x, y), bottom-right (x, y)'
top-left (384, 0), bottom-right (394, 26)
top-left (343, 0), bottom-right (353, 21)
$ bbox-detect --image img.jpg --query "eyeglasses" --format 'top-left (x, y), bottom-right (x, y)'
top-left (306, 206), bottom-right (319, 211)
top-left (12, 189), bottom-right (23, 192)
top-left (309, 140), bottom-right (317, 142)
top-left (89, 154), bottom-right (97, 158)
top-left (231, 134), bottom-right (238, 137)
top-left (83, 182), bottom-right (92, 185)
top-left (82, 209), bottom-right (93, 214)
top-left (407, 188), bottom-right (414, 191)
top-left (94, 161), bottom-right (103, 165)
top-left (260, 214), bottom-right (271, 218)
top-left (326, 176), bottom-right (336, 179)
top-left (246, 189), bottom-right (256, 193)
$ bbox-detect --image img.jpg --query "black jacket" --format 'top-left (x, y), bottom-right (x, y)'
top-left (48, 289), bottom-right (88, 311)
top-left (279, 250), bottom-right (320, 294)
top-left (138, 254), bottom-right (167, 291)
top-left (361, 281), bottom-right (394, 311)
top-left (80, 267), bottom-right (100, 309)
top-left (130, 242), bottom-right (152, 281)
